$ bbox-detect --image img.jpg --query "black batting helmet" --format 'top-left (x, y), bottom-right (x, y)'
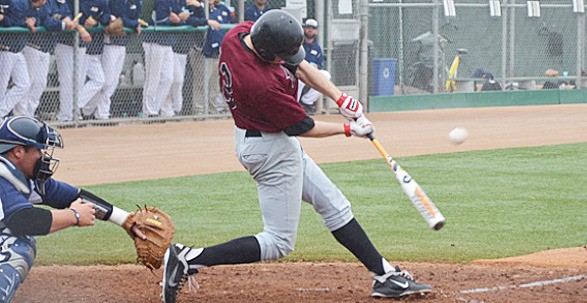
top-left (250, 10), bottom-right (305, 65)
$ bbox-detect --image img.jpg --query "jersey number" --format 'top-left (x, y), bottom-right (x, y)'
top-left (219, 62), bottom-right (236, 110)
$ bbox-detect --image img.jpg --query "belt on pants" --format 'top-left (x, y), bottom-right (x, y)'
top-left (245, 130), bottom-right (262, 137)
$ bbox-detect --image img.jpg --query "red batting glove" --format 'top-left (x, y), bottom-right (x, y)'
top-left (337, 93), bottom-right (364, 119)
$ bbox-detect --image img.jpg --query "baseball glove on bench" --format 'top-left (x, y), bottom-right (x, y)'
top-left (123, 205), bottom-right (175, 270)
top-left (104, 17), bottom-right (126, 36)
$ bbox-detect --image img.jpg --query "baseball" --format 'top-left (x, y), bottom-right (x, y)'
top-left (448, 127), bottom-right (468, 145)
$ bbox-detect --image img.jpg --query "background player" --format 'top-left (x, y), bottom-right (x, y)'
top-left (297, 18), bottom-right (330, 115)
top-left (18, 0), bottom-right (82, 119)
top-left (161, 10), bottom-right (432, 303)
top-left (76, 0), bottom-right (111, 120)
top-left (0, 0), bottom-right (35, 119)
top-left (141, 0), bottom-right (189, 118)
top-left (83, 0), bottom-right (143, 120)
top-left (0, 116), bottom-right (146, 302)
top-left (244, 0), bottom-right (269, 21)
top-left (54, 0), bottom-right (92, 122)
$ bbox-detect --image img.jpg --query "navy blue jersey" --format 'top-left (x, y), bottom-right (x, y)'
top-left (0, 155), bottom-right (78, 225)
top-left (244, 3), bottom-right (269, 21)
top-left (303, 39), bottom-right (323, 70)
top-left (108, 0), bottom-right (142, 46)
top-left (0, 0), bottom-right (29, 53)
top-left (202, 2), bottom-right (232, 58)
top-left (56, 0), bottom-right (77, 46)
top-left (185, 1), bottom-right (205, 27)
top-left (142, 0), bottom-right (184, 46)
top-left (79, 0), bottom-right (110, 54)
top-left (26, 0), bottom-right (66, 53)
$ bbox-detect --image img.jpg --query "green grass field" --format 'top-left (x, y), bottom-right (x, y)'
top-left (36, 143), bottom-right (587, 265)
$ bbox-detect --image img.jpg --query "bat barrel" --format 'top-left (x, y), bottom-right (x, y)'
top-left (427, 215), bottom-right (446, 231)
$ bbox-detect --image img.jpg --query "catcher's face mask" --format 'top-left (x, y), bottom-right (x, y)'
top-left (0, 116), bottom-right (64, 194)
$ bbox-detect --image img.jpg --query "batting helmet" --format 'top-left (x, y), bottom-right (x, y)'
top-left (250, 10), bottom-right (305, 65)
top-left (0, 116), bottom-right (63, 194)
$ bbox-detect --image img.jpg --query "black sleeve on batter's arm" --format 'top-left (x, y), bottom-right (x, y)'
top-left (283, 63), bottom-right (299, 76)
top-left (5, 207), bottom-right (53, 236)
top-left (78, 189), bottom-right (113, 221)
top-left (283, 116), bottom-right (315, 136)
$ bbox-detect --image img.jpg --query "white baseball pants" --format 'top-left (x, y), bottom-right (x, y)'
top-left (142, 42), bottom-right (174, 116)
top-left (15, 46), bottom-right (50, 117)
top-left (79, 54), bottom-right (106, 117)
top-left (0, 51), bottom-right (31, 118)
top-left (84, 44), bottom-right (126, 119)
top-left (297, 69), bottom-right (331, 106)
top-left (160, 52), bottom-right (187, 117)
top-left (55, 43), bottom-right (87, 121)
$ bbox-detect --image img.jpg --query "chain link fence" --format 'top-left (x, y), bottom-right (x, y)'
top-left (368, 0), bottom-right (587, 97)
top-left (0, 0), bottom-right (324, 126)
top-left (2, 0), bottom-right (585, 127)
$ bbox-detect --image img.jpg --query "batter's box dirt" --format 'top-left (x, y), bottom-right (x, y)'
top-left (14, 256), bottom-right (587, 303)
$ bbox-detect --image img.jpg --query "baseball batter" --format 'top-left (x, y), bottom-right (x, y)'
top-left (0, 116), bottom-right (146, 303)
top-left (161, 10), bottom-right (432, 303)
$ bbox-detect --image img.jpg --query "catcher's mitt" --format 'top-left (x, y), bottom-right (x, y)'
top-left (104, 17), bottom-right (126, 36)
top-left (123, 205), bottom-right (175, 270)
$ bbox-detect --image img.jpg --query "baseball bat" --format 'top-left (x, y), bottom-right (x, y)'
top-left (138, 18), bottom-right (149, 27)
top-left (367, 133), bottom-right (446, 230)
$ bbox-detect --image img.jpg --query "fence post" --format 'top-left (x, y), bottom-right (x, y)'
top-left (360, 0), bottom-right (369, 104)
top-left (432, 0), bottom-right (440, 94)
top-left (577, 13), bottom-right (585, 88)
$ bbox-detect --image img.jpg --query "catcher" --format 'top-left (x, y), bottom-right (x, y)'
top-left (0, 116), bottom-right (174, 302)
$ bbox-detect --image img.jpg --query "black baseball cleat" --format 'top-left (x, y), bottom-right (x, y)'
top-left (161, 243), bottom-right (198, 303)
top-left (371, 266), bottom-right (432, 299)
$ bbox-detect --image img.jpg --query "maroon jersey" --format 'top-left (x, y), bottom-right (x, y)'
top-left (219, 22), bottom-right (307, 132)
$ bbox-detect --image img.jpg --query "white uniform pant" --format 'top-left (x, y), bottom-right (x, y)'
top-left (235, 127), bottom-right (354, 261)
top-left (16, 46), bottom-right (50, 117)
top-left (161, 52), bottom-right (187, 117)
top-left (205, 57), bottom-right (226, 113)
top-left (297, 69), bottom-right (331, 106)
top-left (78, 54), bottom-right (106, 117)
top-left (55, 43), bottom-right (87, 121)
top-left (84, 44), bottom-right (126, 119)
top-left (142, 42), bottom-right (174, 116)
top-left (0, 51), bottom-right (31, 118)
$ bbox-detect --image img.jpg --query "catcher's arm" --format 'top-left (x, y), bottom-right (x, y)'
top-left (78, 189), bottom-right (146, 239)
top-left (80, 189), bottom-right (175, 269)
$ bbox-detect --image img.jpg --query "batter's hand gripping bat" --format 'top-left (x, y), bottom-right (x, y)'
top-left (367, 133), bottom-right (446, 230)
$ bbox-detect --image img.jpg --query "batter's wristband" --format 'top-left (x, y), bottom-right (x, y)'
top-left (71, 208), bottom-right (81, 226)
top-left (336, 93), bottom-right (348, 107)
top-left (343, 123), bottom-right (351, 137)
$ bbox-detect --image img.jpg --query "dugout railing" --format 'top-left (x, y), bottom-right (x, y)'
top-left (0, 24), bottom-right (235, 127)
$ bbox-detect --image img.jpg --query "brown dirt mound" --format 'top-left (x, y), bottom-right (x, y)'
top-left (473, 246), bottom-right (587, 268)
top-left (13, 105), bottom-right (587, 302)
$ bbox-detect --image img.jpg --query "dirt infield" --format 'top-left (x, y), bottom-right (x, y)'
top-left (13, 104), bottom-right (587, 303)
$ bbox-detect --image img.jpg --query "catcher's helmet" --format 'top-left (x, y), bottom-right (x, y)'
top-left (0, 116), bottom-right (64, 194)
top-left (250, 10), bottom-right (305, 65)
